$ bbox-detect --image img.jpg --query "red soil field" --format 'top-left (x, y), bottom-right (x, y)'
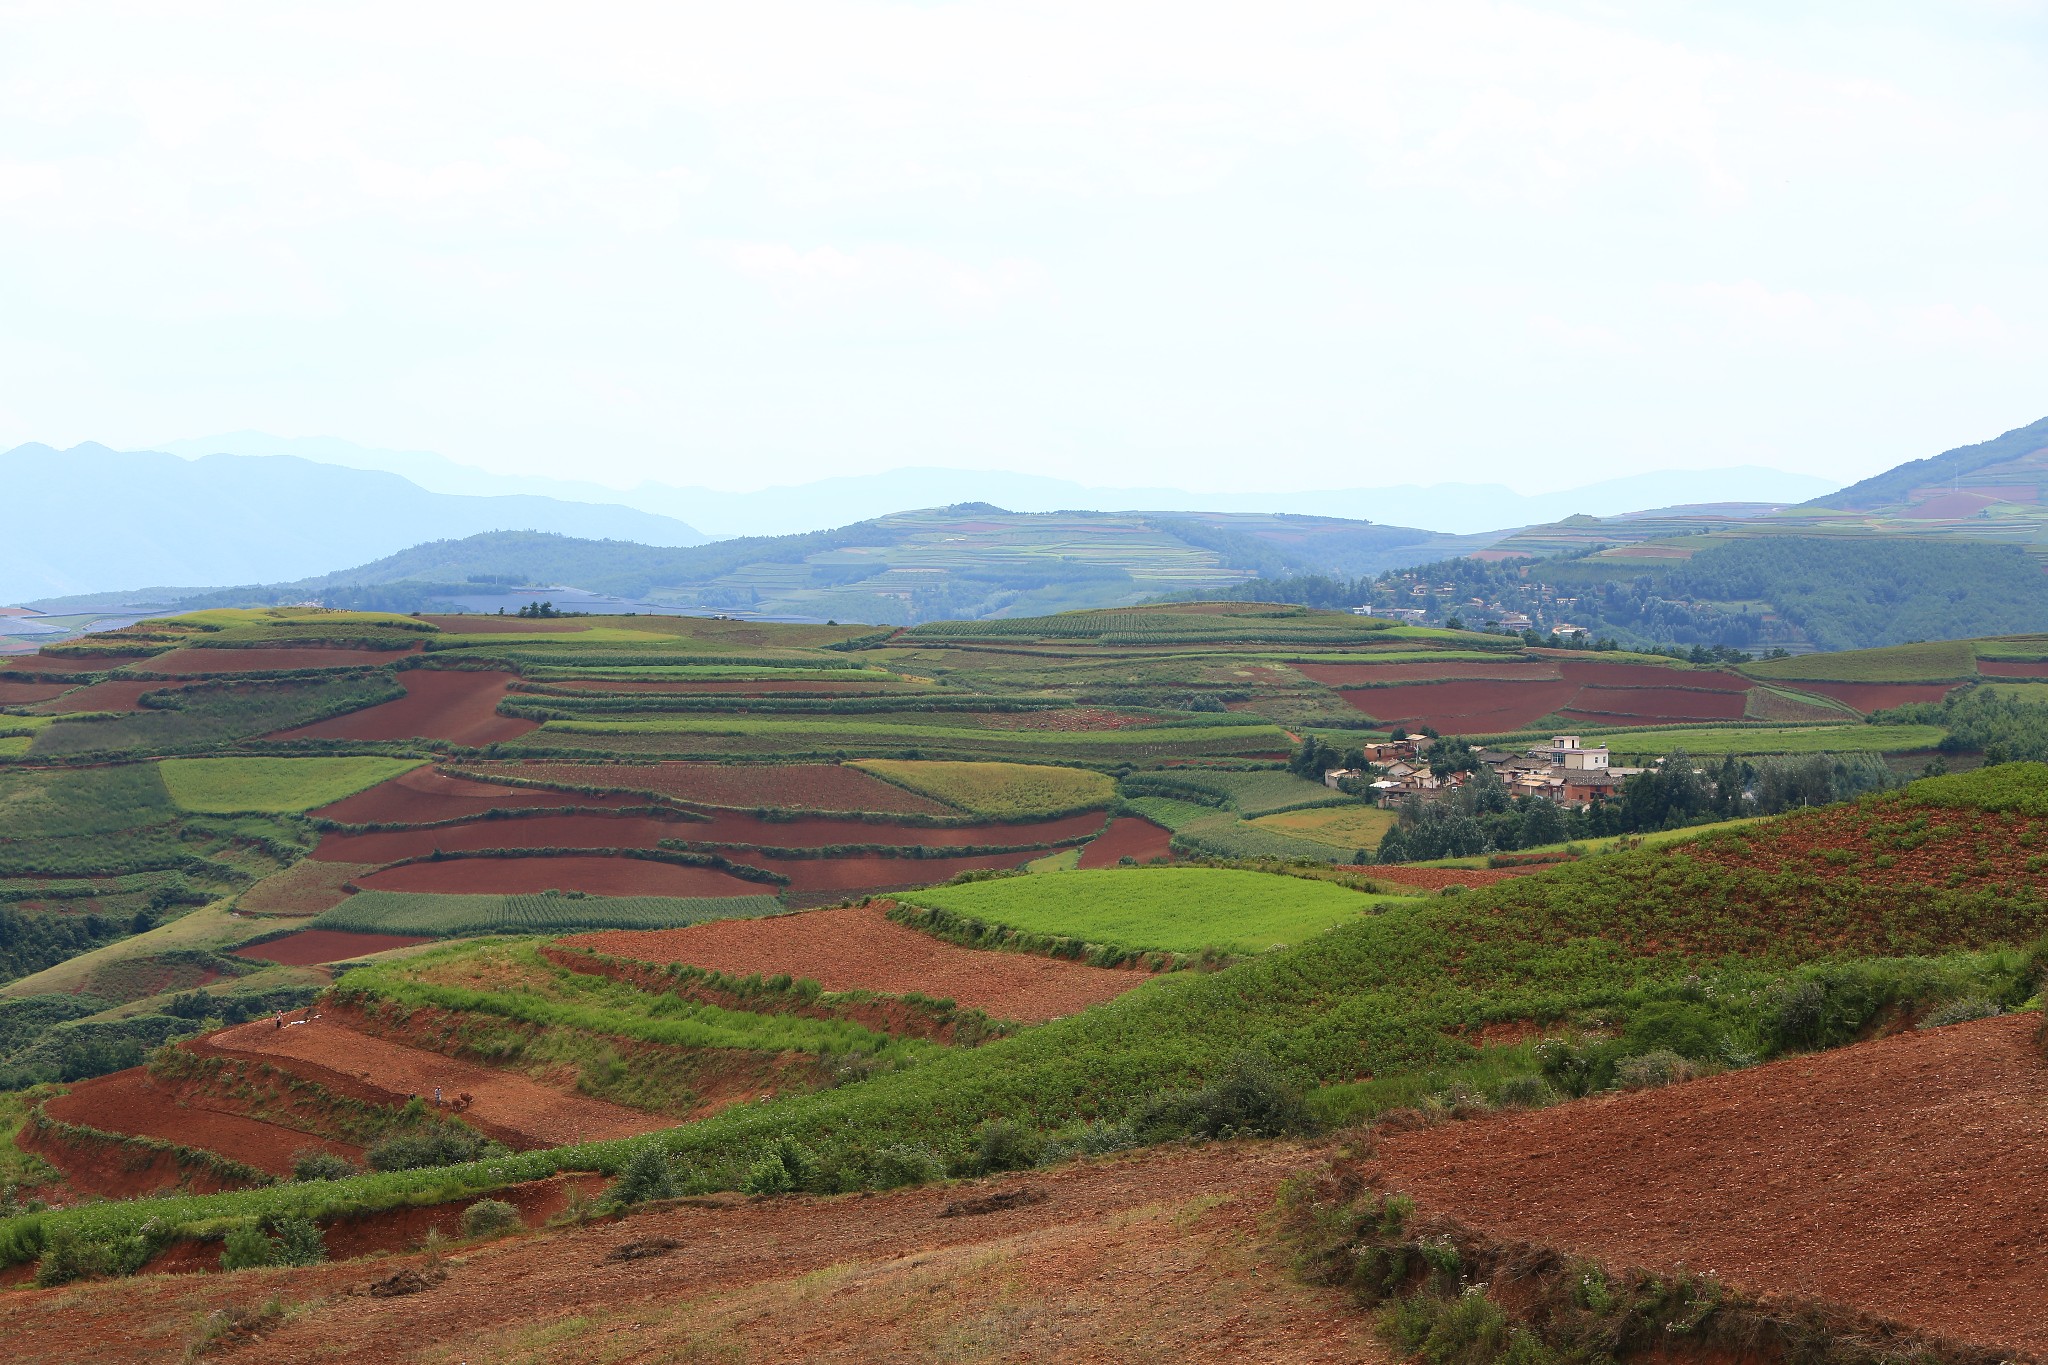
top-left (749, 849), bottom-right (1041, 897)
top-left (452, 760), bottom-right (958, 816)
top-left (206, 1016), bottom-right (668, 1147)
top-left (233, 929), bottom-right (432, 965)
top-left (565, 903), bottom-right (1147, 1023)
top-left (1294, 661), bottom-right (1560, 686)
top-left (23, 679), bottom-right (179, 713)
top-left (124, 646), bottom-right (409, 675)
top-left (238, 860), bottom-right (378, 916)
top-left (1369, 1014), bottom-right (2048, 1354)
top-left (1676, 800), bottom-right (2048, 894)
top-left (0, 654), bottom-right (97, 674)
top-left (1978, 658), bottom-right (2048, 677)
top-left (976, 708), bottom-right (1169, 731)
top-left (0, 680), bottom-right (71, 704)
top-left (1555, 684), bottom-right (1747, 720)
top-left (1905, 490), bottom-right (2000, 518)
top-left (0, 1142), bottom-right (1372, 1365)
top-left (40, 1069), bottom-right (359, 1183)
top-left (311, 811), bottom-right (710, 862)
top-left (1554, 659), bottom-right (1753, 690)
top-left (354, 854), bottom-right (766, 898)
top-left (524, 678), bottom-right (915, 695)
top-left (311, 766), bottom-right (641, 824)
top-left (1784, 680), bottom-right (1960, 711)
top-left (1078, 816), bottom-right (1175, 868)
top-left (1354, 864), bottom-right (1534, 890)
top-left (1330, 677), bottom-right (1581, 732)
top-left (274, 669), bottom-right (536, 745)
top-left (687, 807), bottom-right (1105, 849)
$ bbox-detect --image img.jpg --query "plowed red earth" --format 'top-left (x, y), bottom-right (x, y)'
top-left (1329, 678), bottom-right (1581, 732)
top-left (0, 1142), bottom-right (1377, 1365)
top-left (39, 1069), bottom-right (359, 1184)
top-left (1557, 684), bottom-right (1746, 720)
top-left (1979, 659), bottom-right (2048, 677)
top-left (1676, 800), bottom-right (2048, 893)
top-left (1369, 1014), bottom-right (2048, 1354)
top-left (1327, 661), bottom-right (1758, 731)
top-left (751, 848), bottom-right (1042, 896)
top-left (1294, 661), bottom-right (1561, 685)
top-left (527, 678), bottom-right (913, 694)
top-left (311, 811), bottom-right (708, 862)
top-left (205, 1016), bottom-right (669, 1147)
top-left (0, 654), bottom-right (97, 674)
top-left (563, 903), bottom-right (1147, 1022)
top-left (123, 646), bottom-right (409, 674)
top-left (1355, 864), bottom-right (1533, 890)
top-left (354, 856), bottom-right (765, 898)
top-left (1778, 680), bottom-right (1960, 711)
top-left (1554, 660), bottom-right (1752, 690)
top-left (0, 680), bottom-right (70, 703)
top-left (233, 930), bottom-right (432, 965)
top-left (687, 807), bottom-right (1104, 849)
top-left (451, 760), bottom-right (957, 815)
top-left (23, 679), bottom-right (179, 713)
top-left (274, 670), bottom-right (536, 745)
top-left (312, 766), bottom-right (641, 823)
top-left (1078, 815), bottom-right (1174, 868)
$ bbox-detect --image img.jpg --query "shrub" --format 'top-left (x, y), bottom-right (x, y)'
top-left (1613, 1048), bottom-right (1696, 1090)
top-left (967, 1120), bottom-right (1044, 1176)
top-left (366, 1123), bottom-right (505, 1173)
top-left (1623, 1001), bottom-right (1723, 1060)
top-left (741, 1135), bottom-right (818, 1195)
top-left (611, 1145), bottom-right (677, 1205)
top-left (270, 1216), bottom-right (327, 1266)
top-left (1919, 995), bottom-right (2001, 1029)
top-left (459, 1199), bottom-right (521, 1238)
top-left (1136, 1050), bottom-right (1312, 1140)
top-left (290, 1149), bottom-right (357, 1183)
top-left (867, 1142), bottom-right (946, 1190)
top-left (34, 1225), bottom-right (111, 1286)
top-left (219, 1222), bottom-right (276, 1271)
top-left (1762, 979), bottom-right (1826, 1054)
top-left (1495, 1076), bottom-right (1551, 1108)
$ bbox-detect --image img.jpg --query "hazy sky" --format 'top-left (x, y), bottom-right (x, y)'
top-left (2, 1), bottom-right (2043, 493)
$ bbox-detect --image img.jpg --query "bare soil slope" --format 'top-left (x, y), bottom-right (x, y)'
top-left (1368, 1012), bottom-right (2048, 1355)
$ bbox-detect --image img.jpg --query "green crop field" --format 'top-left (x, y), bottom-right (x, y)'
top-left (157, 756), bottom-right (425, 813)
top-left (1742, 639), bottom-right (1980, 683)
top-left (898, 866), bottom-right (1385, 954)
top-left (313, 890), bottom-right (784, 937)
top-left (1119, 767), bottom-right (1348, 816)
top-left (1597, 723), bottom-right (1947, 755)
top-left (849, 760), bottom-right (1114, 818)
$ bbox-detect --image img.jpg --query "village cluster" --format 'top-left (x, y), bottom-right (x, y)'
top-left (1326, 734), bottom-right (1637, 809)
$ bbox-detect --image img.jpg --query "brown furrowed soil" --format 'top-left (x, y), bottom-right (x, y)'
top-left (204, 1017), bottom-right (670, 1148)
top-left (311, 765), bottom-right (643, 823)
top-left (353, 855), bottom-right (767, 898)
top-left (1978, 658), bottom-right (2048, 677)
top-left (685, 807), bottom-right (1104, 849)
top-left (310, 810), bottom-right (709, 863)
top-left (1294, 661), bottom-right (1561, 685)
top-left (0, 1141), bottom-right (1379, 1365)
top-left (750, 848), bottom-right (1043, 897)
top-left (1368, 1013), bottom-right (2048, 1355)
top-left (123, 646), bottom-right (411, 675)
top-left (1677, 799), bottom-right (2047, 893)
top-left (1077, 815), bottom-right (1174, 868)
top-left (1324, 661), bottom-right (1760, 732)
top-left (1555, 683), bottom-right (1747, 720)
top-left (1328, 677), bottom-right (1581, 732)
top-left (1776, 680), bottom-right (1961, 712)
top-left (525, 677), bottom-right (920, 694)
top-left (233, 930), bottom-right (433, 966)
top-left (450, 760), bottom-right (959, 815)
top-left (563, 903), bottom-right (1149, 1023)
top-left (1553, 660), bottom-right (1751, 690)
top-left (39, 1069), bottom-right (359, 1183)
top-left (238, 859), bottom-right (380, 917)
top-left (0, 679), bottom-right (73, 704)
top-left (274, 670), bottom-right (536, 745)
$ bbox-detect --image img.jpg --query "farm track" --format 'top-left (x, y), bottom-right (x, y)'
top-left (562, 903), bottom-right (1151, 1023)
top-left (203, 1016), bottom-right (670, 1148)
top-left (274, 670), bottom-right (536, 746)
top-left (0, 1140), bottom-right (1379, 1365)
top-left (1368, 1013), bottom-right (2048, 1354)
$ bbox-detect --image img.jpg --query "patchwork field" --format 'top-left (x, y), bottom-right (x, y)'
top-left (273, 669), bottom-right (535, 745)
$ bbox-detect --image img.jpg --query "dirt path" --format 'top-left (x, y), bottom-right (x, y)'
top-left (1369, 1012), bottom-right (2048, 1355)
top-left (0, 1141), bottom-right (1383, 1365)
top-left (206, 1018), bottom-right (669, 1148)
top-left (562, 903), bottom-right (1153, 1023)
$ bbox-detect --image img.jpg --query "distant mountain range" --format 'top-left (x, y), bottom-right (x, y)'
top-left (155, 431), bottom-right (1837, 539)
top-left (0, 443), bottom-right (708, 603)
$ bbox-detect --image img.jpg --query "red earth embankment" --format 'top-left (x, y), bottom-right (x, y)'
top-left (274, 669), bottom-right (535, 745)
top-left (563, 903), bottom-right (1150, 1023)
top-left (1369, 1013), bottom-right (2048, 1355)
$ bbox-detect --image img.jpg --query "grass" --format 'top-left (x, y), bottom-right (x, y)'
top-left (897, 866), bottom-right (1385, 954)
top-left (1121, 796), bottom-right (1348, 863)
top-left (28, 673), bottom-right (402, 759)
top-left (1980, 681), bottom-right (2048, 705)
top-left (850, 760), bottom-right (1115, 818)
top-left (1249, 805), bottom-right (1397, 851)
top-left (1596, 724), bottom-right (1947, 756)
top-left (312, 891), bottom-right (784, 937)
top-left (1120, 768), bottom-right (1349, 816)
top-left (541, 716), bottom-right (1282, 749)
top-left (157, 757), bottom-right (425, 813)
top-left (1742, 639), bottom-right (1980, 683)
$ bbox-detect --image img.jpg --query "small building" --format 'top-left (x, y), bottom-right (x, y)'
top-left (1499, 612), bottom-right (1533, 631)
top-left (1322, 767), bottom-right (1363, 790)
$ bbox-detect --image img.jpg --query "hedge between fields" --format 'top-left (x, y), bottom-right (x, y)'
top-left (884, 900), bottom-right (1200, 972)
top-left (352, 844), bottom-right (791, 888)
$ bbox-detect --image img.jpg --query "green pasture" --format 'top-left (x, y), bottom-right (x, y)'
top-left (1980, 682), bottom-right (2048, 705)
top-left (1120, 795), bottom-right (1348, 862)
top-left (900, 866), bottom-right (1384, 954)
top-left (1598, 723), bottom-right (1947, 756)
top-left (1119, 767), bottom-right (1346, 816)
top-left (1742, 639), bottom-right (1979, 683)
top-left (313, 890), bottom-right (783, 938)
top-left (850, 760), bottom-right (1114, 819)
top-left (157, 756), bottom-right (425, 813)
